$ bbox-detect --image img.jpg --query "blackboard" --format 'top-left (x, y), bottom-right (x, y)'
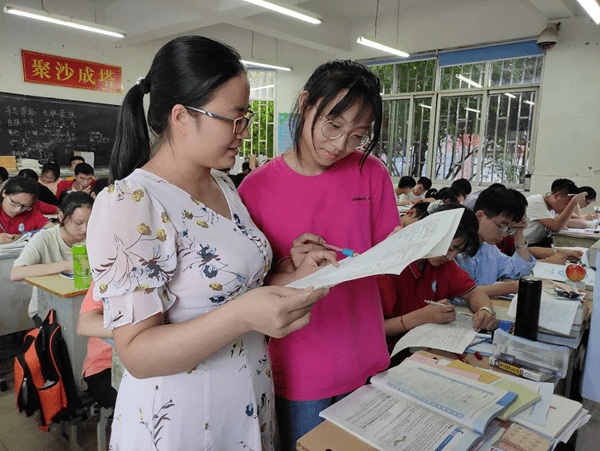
top-left (0, 92), bottom-right (120, 167)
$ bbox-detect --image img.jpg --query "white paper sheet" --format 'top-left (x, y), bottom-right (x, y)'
top-left (508, 290), bottom-right (580, 335)
top-left (391, 314), bottom-right (478, 357)
top-left (532, 262), bottom-right (596, 287)
top-left (288, 208), bottom-right (464, 289)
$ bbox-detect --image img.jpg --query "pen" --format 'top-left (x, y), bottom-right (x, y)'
top-left (324, 243), bottom-right (359, 258)
top-left (424, 300), bottom-right (473, 316)
top-left (454, 353), bottom-right (469, 364)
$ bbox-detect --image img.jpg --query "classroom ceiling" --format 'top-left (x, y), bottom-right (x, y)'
top-left (9, 0), bottom-right (592, 61)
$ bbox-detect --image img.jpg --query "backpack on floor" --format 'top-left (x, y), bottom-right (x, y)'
top-left (14, 309), bottom-right (81, 431)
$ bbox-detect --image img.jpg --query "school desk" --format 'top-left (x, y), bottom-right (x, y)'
top-left (296, 298), bottom-right (587, 451)
top-left (0, 254), bottom-right (33, 336)
top-left (24, 275), bottom-right (88, 383)
top-left (553, 230), bottom-right (600, 248)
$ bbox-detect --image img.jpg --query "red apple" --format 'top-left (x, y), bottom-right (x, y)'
top-left (566, 264), bottom-right (586, 282)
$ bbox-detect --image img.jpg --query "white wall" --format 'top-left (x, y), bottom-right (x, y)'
top-left (0, 7), bottom-right (157, 106)
top-left (531, 16), bottom-right (600, 198)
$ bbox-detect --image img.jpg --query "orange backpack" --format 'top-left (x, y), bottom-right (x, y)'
top-left (14, 310), bottom-right (81, 431)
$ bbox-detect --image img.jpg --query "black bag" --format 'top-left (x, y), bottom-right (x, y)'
top-left (14, 309), bottom-right (81, 431)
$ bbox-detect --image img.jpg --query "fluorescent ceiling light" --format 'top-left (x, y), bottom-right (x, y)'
top-left (356, 36), bottom-right (409, 58)
top-left (4, 4), bottom-right (126, 38)
top-left (250, 84), bottom-right (275, 91)
top-left (465, 107), bottom-right (480, 113)
top-left (419, 103), bottom-right (432, 109)
top-left (576, 0), bottom-right (600, 24)
top-left (504, 93), bottom-right (516, 99)
top-left (456, 74), bottom-right (482, 88)
top-left (524, 100), bottom-right (535, 106)
top-left (243, 0), bottom-right (322, 25)
top-left (242, 59), bottom-right (292, 71)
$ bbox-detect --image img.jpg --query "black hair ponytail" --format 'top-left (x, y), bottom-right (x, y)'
top-left (109, 36), bottom-right (244, 183)
top-left (109, 83), bottom-right (150, 182)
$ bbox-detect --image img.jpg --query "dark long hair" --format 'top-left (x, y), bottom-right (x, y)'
top-left (59, 191), bottom-right (94, 226)
top-left (109, 35), bottom-right (245, 182)
top-left (289, 60), bottom-right (383, 167)
top-left (1, 176), bottom-right (40, 200)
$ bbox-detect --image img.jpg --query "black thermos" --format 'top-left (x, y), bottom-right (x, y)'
top-left (514, 276), bottom-right (543, 341)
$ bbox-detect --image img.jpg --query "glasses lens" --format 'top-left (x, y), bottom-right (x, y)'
top-left (321, 120), bottom-right (343, 140)
top-left (348, 134), bottom-right (370, 149)
top-left (507, 227), bottom-right (517, 236)
top-left (234, 118), bottom-right (248, 134)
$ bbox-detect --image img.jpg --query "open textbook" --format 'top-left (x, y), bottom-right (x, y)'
top-left (288, 208), bottom-right (464, 289)
top-left (0, 232), bottom-right (32, 257)
top-left (319, 359), bottom-right (518, 451)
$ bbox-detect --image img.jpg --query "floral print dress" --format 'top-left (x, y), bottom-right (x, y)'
top-left (87, 169), bottom-right (275, 451)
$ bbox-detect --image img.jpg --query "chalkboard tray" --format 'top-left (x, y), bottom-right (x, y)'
top-left (0, 91), bottom-right (120, 167)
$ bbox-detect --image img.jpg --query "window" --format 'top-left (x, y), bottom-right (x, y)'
top-left (242, 70), bottom-right (275, 160)
top-left (369, 49), bottom-right (542, 186)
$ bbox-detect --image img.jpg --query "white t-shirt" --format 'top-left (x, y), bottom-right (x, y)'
top-left (398, 190), bottom-right (422, 203)
top-left (13, 225), bottom-right (72, 318)
top-left (523, 194), bottom-right (556, 244)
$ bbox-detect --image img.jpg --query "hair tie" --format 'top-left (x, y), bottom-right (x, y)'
top-left (136, 76), bottom-right (150, 94)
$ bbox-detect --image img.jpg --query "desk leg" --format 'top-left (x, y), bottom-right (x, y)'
top-left (37, 291), bottom-right (87, 385)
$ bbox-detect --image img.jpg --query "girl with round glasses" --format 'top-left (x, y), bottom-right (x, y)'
top-left (239, 60), bottom-right (400, 450)
top-left (86, 35), bottom-right (330, 450)
top-left (1, 176), bottom-right (52, 244)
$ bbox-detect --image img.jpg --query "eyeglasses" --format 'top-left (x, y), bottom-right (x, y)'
top-left (491, 218), bottom-right (516, 236)
top-left (185, 106), bottom-right (255, 135)
top-left (319, 116), bottom-right (371, 150)
top-left (8, 194), bottom-right (33, 211)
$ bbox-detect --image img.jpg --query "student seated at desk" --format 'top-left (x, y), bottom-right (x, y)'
top-left (395, 176), bottom-right (416, 204)
top-left (378, 205), bottom-right (499, 352)
top-left (18, 168), bottom-right (59, 214)
top-left (397, 176), bottom-right (432, 206)
top-left (56, 162), bottom-right (95, 198)
top-left (400, 202), bottom-right (429, 228)
top-left (10, 191), bottom-right (93, 326)
top-left (455, 185), bottom-right (536, 297)
top-left (0, 176), bottom-right (52, 244)
top-left (567, 186), bottom-right (600, 228)
top-left (63, 156), bottom-right (85, 181)
top-left (77, 282), bottom-right (117, 409)
top-left (523, 178), bottom-right (587, 247)
top-left (38, 162), bottom-right (62, 196)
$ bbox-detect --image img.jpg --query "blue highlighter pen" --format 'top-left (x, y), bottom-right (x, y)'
top-left (324, 243), bottom-right (359, 258)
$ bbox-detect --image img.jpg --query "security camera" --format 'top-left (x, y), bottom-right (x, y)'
top-left (537, 23), bottom-right (560, 51)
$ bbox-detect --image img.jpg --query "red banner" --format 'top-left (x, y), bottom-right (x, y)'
top-left (21, 50), bottom-right (123, 94)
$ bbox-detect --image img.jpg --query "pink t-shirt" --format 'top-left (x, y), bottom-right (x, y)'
top-left (239, 151), bottom-right (400, 400)
top-left (79, 283), bottom-right (112, 379)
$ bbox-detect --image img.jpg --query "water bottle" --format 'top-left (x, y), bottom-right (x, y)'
top-left (514, 276), bottom-right (542, 341)
top-left (72, 243), bottom-right (92, 289)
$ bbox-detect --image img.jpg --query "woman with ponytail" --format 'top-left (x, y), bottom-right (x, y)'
top-left (86, 36), bottom-right (330, 450)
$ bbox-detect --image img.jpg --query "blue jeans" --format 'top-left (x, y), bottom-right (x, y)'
top-left (276, 393), bottom-right (350, 451)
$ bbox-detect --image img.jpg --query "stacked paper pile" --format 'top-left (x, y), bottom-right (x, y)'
top-left (508, 282), bottom-right (589, 348)
top-left (0, 233), bottom-right (32, 257)
top-left (16, 158), bottom-right (41, 174)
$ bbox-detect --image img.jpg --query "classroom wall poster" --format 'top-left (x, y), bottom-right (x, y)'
top-left (21, 50), bottom-right (123, 94)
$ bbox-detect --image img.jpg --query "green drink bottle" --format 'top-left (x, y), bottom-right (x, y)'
top-left (72, 243), bottom-right (92, 289)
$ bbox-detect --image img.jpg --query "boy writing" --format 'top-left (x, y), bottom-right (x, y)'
top-left (397, 176), bottom-right (432, 206)
top-left (523, 179), bottom-right (587, 247)
top-left (395, 176), bottom-right (416, 205)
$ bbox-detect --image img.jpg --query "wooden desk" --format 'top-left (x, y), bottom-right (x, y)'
top-left (24, 275), bottom-right (88, 382)
top-left (554, 230), bottom-right (600, 248)
top-left (0, 254), bottom-right (33, 336)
